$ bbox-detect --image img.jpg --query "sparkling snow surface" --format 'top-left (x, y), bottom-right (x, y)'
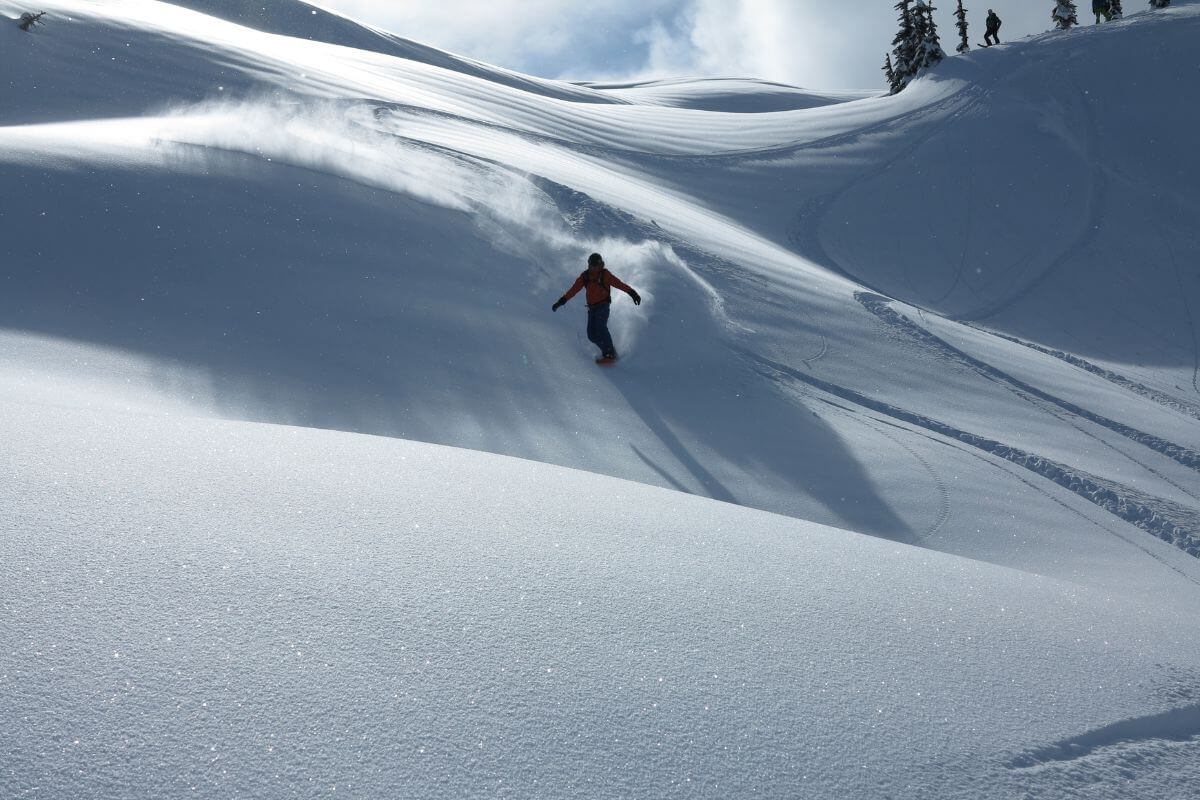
top-left (2, 1), bottom-right (1199, 797)
top-left (4, 401), bottom-right (1199, 799)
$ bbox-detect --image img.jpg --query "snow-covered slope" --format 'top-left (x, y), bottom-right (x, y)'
top-left (4, 400), bottom-right (1200, 799)
top-left (2, 0), bottom-right (1197, 568)
top-left (2, 1), bottom-right (1200, 796)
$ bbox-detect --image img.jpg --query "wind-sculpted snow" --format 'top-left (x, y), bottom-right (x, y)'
top-left (2, 2), bottom-right (1200, 796)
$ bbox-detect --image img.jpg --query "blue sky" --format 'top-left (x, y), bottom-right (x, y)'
top-left (320, 2), bottom-right (1081, 91)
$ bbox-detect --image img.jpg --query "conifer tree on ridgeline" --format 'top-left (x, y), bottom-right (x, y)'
top-left (955, 0), bottom-right (970, 53)
top-left (1053, 0), bottom-right (1079, 29)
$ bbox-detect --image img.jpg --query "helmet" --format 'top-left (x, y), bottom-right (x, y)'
top-left (587, 253), bottom-right (604, 266)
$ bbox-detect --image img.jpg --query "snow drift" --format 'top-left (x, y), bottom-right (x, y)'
top-left (2, 1), bottom-right (1200, 797)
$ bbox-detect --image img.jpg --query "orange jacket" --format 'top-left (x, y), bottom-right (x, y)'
top-left (560, 268), bottom-right (635, 307)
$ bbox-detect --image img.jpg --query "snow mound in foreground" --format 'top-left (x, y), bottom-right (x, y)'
top-left (2, 399), bottom-right (1199, 799)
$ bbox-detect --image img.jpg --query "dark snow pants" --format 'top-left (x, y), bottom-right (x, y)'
top-left (985, 27), bottom-right (999, 45)
top-left (587, 303), bottom-right (616, 358)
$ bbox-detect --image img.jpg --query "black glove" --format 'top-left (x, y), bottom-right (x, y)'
top-left (552, 298), bottom-right (565, 312)
top-left (629, 289), bottom-right (641, 306)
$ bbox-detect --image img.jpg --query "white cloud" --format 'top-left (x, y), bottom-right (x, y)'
top-left (320, 1), bottom-right (1072, 91)
top-left (325, 0), bottom-right (685, 77)
top-left (628, 0), bottom-right (860, 88)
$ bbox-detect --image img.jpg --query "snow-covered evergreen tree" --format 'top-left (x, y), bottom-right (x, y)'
top-left (889, 0), bottom-right (946, 93)
top-left (910, 3), bottom-right (930, 65)
top-left (883, 53), bottom-right (900, 94)
top-left (955, 0), bottom-right (970, 53)
top-left (1109, 0), bottom-right (1123, 17)
top-left (911, 1), bottom-right (947, 72)
top-left (1053, 1), bottom-right (1079, 29)
top-left (889, 0), bottom-right (917, 93)
top-left (1148, 0), bottom-right (1170, 8)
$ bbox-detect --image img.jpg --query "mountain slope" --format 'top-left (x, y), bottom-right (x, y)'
top-left (3, 398), bottom-right (1199, 800)
top-left (1, 0), bottom-right (1198, 581)
top-left (3, 1), bottom-right (1200, 797)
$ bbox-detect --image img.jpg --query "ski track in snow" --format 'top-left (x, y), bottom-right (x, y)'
top-left (964, 73), bottom-right (1108, 322)
top-left (740, 345), bottom-right (1200, 558)
top-left (943, 431), bottom-right (1200, 588)
top-left (873, 420), bottom-right (953, 542)
top-left (771, 359), bottom-right (1200, 587)
top-left (787, 58), bottom-right (1086, 318)
top-left (784, 84), bottom-right (992, 296)
top-left (855, 292), bottom-right (1200, 516)
top-left (858, 416), bottom-right (953, 544)
top-left (903, 316), bottom-right (1200, 507)
top-left (962, 323), bottom-right (1200, 423)
top-left (855, 294), bottom-right (1200, 474)
top-left (809, 396), bottom-right (953, 545)
top-left (800, 370), bottom-right (1200, 589)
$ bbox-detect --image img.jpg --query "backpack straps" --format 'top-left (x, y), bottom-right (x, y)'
top-left (579, 268), bottom-right (612, 306)
top-left (580, 268), bottom-right (608, 287)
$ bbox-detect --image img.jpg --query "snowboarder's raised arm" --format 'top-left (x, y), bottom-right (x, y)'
top-left (552, 275), bottom-right (586, 311)
top-left (606, 273), bottom-right (642, 305)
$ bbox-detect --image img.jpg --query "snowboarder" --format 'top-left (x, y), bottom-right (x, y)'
top-left (984, 9), bottom-right (1002, 45)
top-left (552, 253), bottom-right (641, 365)
top-left (1093, 0), bottom-right (1112, 22)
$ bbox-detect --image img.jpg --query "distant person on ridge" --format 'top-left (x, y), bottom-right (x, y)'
top-left (984, 9), bottom-right (1002, 45)
top-left (552, 253), bottom-right (641, 365)
top-left (1092, 0), bottom-right (1112, 22)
